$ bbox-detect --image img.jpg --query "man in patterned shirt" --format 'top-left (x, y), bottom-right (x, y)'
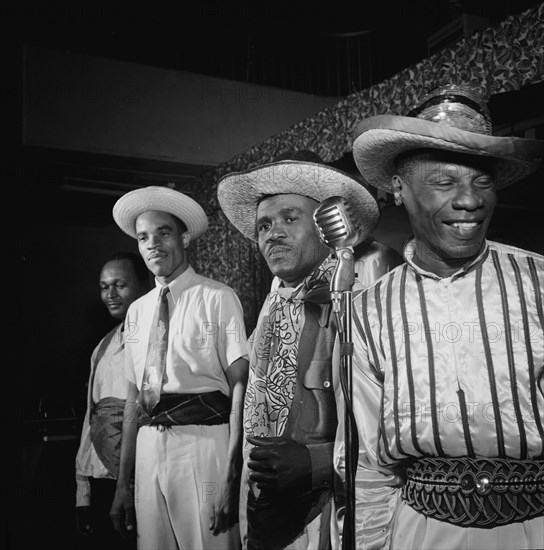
top-left (346, 84), bottom-right (544, 549)
top-left (218, 150), bottom-right (401, 550)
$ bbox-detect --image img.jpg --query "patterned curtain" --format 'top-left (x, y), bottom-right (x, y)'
top-left (191, 3), bottom-right (544, 333)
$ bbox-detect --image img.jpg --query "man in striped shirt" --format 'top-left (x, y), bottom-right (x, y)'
top-left (344, 85), bottom-right (544, 549)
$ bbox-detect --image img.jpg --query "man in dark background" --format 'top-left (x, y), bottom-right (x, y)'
top-left (75, 251), bottom-right (149, 549)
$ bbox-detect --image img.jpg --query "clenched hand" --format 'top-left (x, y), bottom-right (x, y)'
top-left (246, 436), bottom-right (311, 493)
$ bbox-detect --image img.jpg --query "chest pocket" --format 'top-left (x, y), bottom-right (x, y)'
top-left (303, 360), bottom-right (333, 392)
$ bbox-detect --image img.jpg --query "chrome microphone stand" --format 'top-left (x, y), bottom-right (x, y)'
top-left (330, 247), bottom-right (357, 550)
top-left (313, 195), bottom-right (360, 550)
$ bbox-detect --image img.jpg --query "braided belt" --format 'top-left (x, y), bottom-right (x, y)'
top-left (402, 457), bottom-right (544, 528)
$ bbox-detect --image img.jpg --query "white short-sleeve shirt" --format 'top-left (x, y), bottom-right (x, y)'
top-left (124, 266), bottom-right (249, 396)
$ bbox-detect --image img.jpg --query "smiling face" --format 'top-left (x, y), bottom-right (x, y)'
top-left (100, 259), bottom-right (148, 320)
top-left (256, 194), bottom-right (330, 287)
top-left (393, 150), bottom-right (497, 277)
top-left (135, 211), bottom-right (190, 283)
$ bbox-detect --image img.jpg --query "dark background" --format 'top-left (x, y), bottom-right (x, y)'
top-left (19, 0), bottom-right (542, 97)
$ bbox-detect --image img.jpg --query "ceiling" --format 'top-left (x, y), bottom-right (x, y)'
top-left (19, 0), bottom-right (544, 228)
top-left (20, 0), bottom-right (542, 97)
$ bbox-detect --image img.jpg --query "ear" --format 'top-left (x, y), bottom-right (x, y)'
top-left (392, 175), bottom-right (403, 206)
top-left (182, 232), bottom-right (191, 249)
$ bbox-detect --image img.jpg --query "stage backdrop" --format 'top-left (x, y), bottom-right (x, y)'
top-left (190, 3), bottom-right (544, 332)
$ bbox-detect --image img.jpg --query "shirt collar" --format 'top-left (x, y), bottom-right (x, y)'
top-left (403, 238), bottom-right (490, 281)
top-left (269, 253), bottom-right (336, 300)
top-left (271, 276), bottom-right (298, 295)
top-left (155, 265), bottom-right (196, 301)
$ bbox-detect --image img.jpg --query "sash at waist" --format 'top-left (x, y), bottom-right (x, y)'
top-left (138, 391), bottom-right (230, 429)
top-left (90, 396), bottom-right (125, 418)
top-left (89, 396), bottom-right (126, 478)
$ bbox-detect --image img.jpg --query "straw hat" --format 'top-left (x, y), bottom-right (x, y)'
top-left (217, 150), bottom-right (379, 243)
top-left (113, 186), bottom-right (208, 239)
top-left (352, 84), bottom-right (544, 193)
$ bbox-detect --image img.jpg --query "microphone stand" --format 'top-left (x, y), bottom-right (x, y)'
top-left (330, 247), bottom-right (357, 550)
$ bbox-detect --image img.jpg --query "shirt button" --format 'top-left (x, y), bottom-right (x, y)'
top-left (323, 380), bottom-right (331, 388)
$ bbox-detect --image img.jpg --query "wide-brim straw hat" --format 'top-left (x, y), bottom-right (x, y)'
top-left (217, 150), bottom-right (380, 244)
top-left (113, 186), bottom-right (208, 239)
top-left (352, 84), bottom-right (544, 193)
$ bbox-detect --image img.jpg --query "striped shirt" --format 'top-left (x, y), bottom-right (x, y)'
top-left (343, 239), bottom-right (544, 549)
top-left (352, 239), bottom-right (544, 467)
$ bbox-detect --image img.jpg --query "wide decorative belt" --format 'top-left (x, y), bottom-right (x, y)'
top-left (401, 457), bottom-right (544, 528)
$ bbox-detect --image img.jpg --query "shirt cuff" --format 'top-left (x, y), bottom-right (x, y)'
top-left (76, 474), bottom-right (91, 507)
top-left (307, 442), bottom-right (334, 490)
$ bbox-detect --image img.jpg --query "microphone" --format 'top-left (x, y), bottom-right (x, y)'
top-left (313, 195), bottom-right (359, 550)
top-left (313, 196), bottom-right (361, 250)
top-left (313, 196), bottom-right (359, 295)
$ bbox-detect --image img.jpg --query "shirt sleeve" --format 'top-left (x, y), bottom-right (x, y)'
top-left (74, 350), bottom-right (96, 507)
top-left (75, 474), bottom-right (91, 507)
top-left (214, 287), bottom-right (250, 368)
top-left (333, 297), bottom-right (401, 550)
top-left (307, 441), bottom-right (334, 490)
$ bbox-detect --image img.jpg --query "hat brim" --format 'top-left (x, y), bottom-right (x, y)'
top-left (113, 186), bottom-right (208, 239)
top-left (352, 115), bottom-right (544, 193)
top-left (217, 160), bottom-right (380, 244)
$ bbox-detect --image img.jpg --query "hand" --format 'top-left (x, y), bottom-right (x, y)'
top-left (246, 436), bottom-right (311, 493)
top-left (75, 506), bottom-right (93, 536)
top-left (110, 485), bottom-right (136, 541)
top-left (209, 477), bottom-right (239, 536)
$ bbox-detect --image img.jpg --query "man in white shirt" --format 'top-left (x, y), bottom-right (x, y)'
top-left (110, 186), bottom-right (249, 550)
top-left (75, 251), bottom-right (149, 548)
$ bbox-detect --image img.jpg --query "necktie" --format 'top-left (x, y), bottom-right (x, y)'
top-left (140, 285), bottom-right (170, 415)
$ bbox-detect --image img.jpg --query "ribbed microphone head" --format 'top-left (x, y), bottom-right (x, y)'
top-left (313, 196), bottom-right (360, 249)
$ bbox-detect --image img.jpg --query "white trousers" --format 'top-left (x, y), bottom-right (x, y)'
top-left (135, 423), bottom-right (240, 550)
top-left (391, 500), bottom-right (544, 550)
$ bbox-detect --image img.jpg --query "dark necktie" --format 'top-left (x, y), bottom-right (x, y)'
top-left (140, 285), bottom-right (170, 415)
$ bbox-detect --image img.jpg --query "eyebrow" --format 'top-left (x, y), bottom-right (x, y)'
top-left (137, 224), bottom-right (174, 236)
top-left (256, 206), bottom-right (304, 224)
top-left (422, 164), bottom-right (493, 180)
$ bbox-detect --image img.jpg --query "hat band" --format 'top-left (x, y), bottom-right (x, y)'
top-left (409, 93), bottom-right (492, 135)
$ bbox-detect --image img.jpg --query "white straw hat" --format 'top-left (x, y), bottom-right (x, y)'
top-left (113, 186), bottom-right (208, 239)
top-left (352, 84), bottom-right (544, 193)
top-left (217, 150), bottom-right (380, 244)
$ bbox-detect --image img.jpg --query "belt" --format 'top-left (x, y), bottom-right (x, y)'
top-left (401, 457), bottom-right (544, 528)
